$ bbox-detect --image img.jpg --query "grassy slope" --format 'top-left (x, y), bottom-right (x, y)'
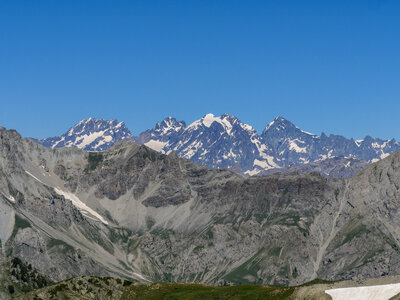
top-left (15, 276), bottom-right (333, 300)
top-left (21, 275), bottom-right (400, 300)
top-left (121, 283), bottom-right (295, 300)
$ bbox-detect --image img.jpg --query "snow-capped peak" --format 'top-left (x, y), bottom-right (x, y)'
top-left (262, 116), bottom-right (316, 137)
top-left (36, 114), bottom-right (400, 178)
top-left (263, 116), bottom-right (297, 134)
top-left (37, 118), bottom-right (134, 151)
top-left (187, 113), bottom-right (235, 134)
top-left (155, 117), bottom-right (186, 134)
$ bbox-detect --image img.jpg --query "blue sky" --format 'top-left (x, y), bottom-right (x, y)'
top-left (1, 0), bottom-right (399, 139)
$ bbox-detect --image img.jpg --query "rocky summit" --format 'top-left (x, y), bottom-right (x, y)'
top-left (3, 125), bottom-right (400, 298)
top-left (35, 118), bottom-right (134, 151)
top-left (36, 114), bottom-right (400, 178)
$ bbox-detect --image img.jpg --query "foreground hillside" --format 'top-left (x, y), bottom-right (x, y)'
top-left (14, 275), bottom-right (400, 300)
top-left (14, 277), bottom-right (296, 300)
top-left (3, 125), bottom-right (400, 290)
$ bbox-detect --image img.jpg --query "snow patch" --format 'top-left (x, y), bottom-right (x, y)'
top-left (144, 140), bottom-right (167, 152)
top-left (325, 283), bottom-right (400, 300)
top-left (300, 129), bottom-right (316, 136)
top-left (244, 169), bottom-right (261, 176)
top-left (53, 187), bottom-right (108, 225)
top-left (381, 153), bottom-right (390, 159)
top-left (239, 123), bottom-right (255, 133)
top-left (25, 170), bottom-right (46, 185)
top-left (75, 130), bottom-right (107, 148)
top-left (1, 192), bottom-right (15, 203)
top-left (355, 139), bottom-right (363, 147)
top-left (263, 119), bottom-right (278, 132)
top-left (188, 113), bottom-right (233, 134)
top-left (288, 140), bottom-right (307, 153)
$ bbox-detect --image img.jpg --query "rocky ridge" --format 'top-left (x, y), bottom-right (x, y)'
top-left (35, 115), bottom-right (400, 177)
top-left (36, 118), bottom-right (134, 151)
top-left (3, 125), bottom-right (400, 292)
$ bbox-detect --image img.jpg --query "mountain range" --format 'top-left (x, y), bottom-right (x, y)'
top-left (3, 125), bottom-right (400, 297)
top-left (3, 124), bottom-right (400, 298)
top-left (36, 114), bottom-right (400, 177)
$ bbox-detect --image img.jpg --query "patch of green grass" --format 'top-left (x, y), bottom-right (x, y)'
top-left (223, 248), bottom-right (266, 284)
top-left (18, 276), bottom-right (341, 300)
top-left (333, 217), bottom-right (369, 249)
top-left (46, 238), bottom-right (75, 254)
top-left (192, 245), bottom-right (204, 254)
top-left (300, 278), bottom-right (335, 286)
top-left (8, 215), bottom-right (31, 244)
top-left (150, 229), bottom-right (173, 240)
top-left (82, 225), bottom-right (114, 254)
top-left (14, 215), bottom-right (31, 230)
top-left (109, 227), bottom-right (133, 245)
top-left (205, 229), bottom-right (214, 239)
top-left (268, 246), bottom-right (282, 257)
top-left (49, 283), bottom-right (68, 296)
top-left (338, 247), bottom-right (385, 277)
top-left (121, 283), bottom-right (295, 300)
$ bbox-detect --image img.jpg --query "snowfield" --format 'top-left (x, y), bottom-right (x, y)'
top-left (325, 283), bottom-right (400, 300)
top-left (53, 187), bottom-right (108, 225)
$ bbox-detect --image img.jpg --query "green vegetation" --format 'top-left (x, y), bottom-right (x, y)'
top-left (14, 215), bottom-right (31, 230)
top-left (86, 152), bottom-right (104, 171)
top-left (8, 257), bottom-right (50, 293)
top-left (205, 228), bottom-right (214, 239)
top-left (82, 224), bottom-right (115, 254)
top-left (14, 276), bottom-right (343, 299)
top-left (8, 215), bottom-right (31, 246)
top-left (46, 238), bottom-right (75, 254)
top-left (333, 217), bottom-right (369, 250)
top-left (192, 245), bottom-right (204, 254)
top-left (140, 147), bottom-right (158, 162)
top-left (224, 249), bottom-right (266, 284)
top-left (109, 227), bottom-right (134, 245)
top-left (122, 283), bottom-right (295, 300)
top-left (268, 247), bottom-right (282, 257)
top-left (299, 278), bottom-right (334, 286)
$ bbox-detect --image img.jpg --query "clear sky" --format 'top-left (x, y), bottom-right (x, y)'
top-left (1, 0), bottom-right (399, 139)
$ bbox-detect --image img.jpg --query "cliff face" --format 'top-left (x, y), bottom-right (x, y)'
top-left (2, 126), bottom-right (400, 287)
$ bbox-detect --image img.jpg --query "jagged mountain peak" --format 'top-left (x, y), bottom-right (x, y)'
top-left (154, 117), bottom-right (186, 133)
top-left (36, 117), bottom-right (133, 151)
top-left (262, 116), bottom-right (315, 137)
top-left (186, 113), bottom-right (256, 136)
top-left (187, 113), bottom-right (231, 130)
top-left (138, 113), bottom-right (269, 172)
top-left (263, 116), bottom-right (294, 131)
top-left (35, 114), bottom-right (400, 177)
top-left (66, 118), bottom-right (126, 136)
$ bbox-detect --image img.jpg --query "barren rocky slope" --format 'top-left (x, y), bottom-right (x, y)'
top-left (2, 125), bottom-right (400, 298)
top-left (263, 157), bottom-right (368, 178)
